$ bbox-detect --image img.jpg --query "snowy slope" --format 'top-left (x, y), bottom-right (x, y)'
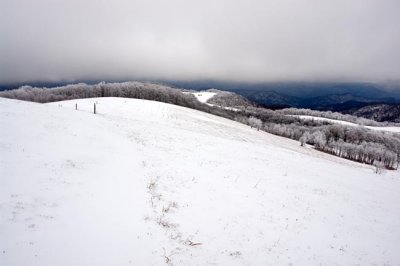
top-left (192, 91), bottom-right (240, 111)
top-left (1, 97), bottom-right (400, 265)
top-left (192, 92), bottom-right (216, 103)
top-left (293, 115), bottom-right (400, 133)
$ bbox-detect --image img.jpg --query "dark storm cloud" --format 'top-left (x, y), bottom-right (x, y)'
top-left (1, 0), bottom-right (400, 83)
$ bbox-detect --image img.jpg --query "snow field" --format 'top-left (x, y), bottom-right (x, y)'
top-left (1, 97), bottom-right (399, 265)
top-left (191, 92), bottom-right (217, 103)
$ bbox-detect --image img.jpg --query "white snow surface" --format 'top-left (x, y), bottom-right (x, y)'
top-left (192, 92), bottom-right (216, 103)
top-left (191, 91), bottom-right (240, 111)
top-left (293, 115), bottom-right (400, 133)
top-left (1, 97), bottom-right (400, 265)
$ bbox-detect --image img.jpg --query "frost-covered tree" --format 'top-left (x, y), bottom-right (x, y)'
top-left (300, 132), bottom-right (311, 146)
top-left (248, 117), bottom-right (262, 130)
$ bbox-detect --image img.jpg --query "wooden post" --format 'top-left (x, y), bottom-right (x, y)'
top-left (94, 103), bottom-right (96, 114)
top-left (75, 103), bottom-right (77, 110)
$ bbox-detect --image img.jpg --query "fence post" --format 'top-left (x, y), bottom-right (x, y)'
top-left (94, 103), bottom-right (96, 114)
top-left (75, 103), bottom-right (77, 110)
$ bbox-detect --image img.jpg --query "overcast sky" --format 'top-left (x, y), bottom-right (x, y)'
top-left (1, 0), bottom-right (399, 84)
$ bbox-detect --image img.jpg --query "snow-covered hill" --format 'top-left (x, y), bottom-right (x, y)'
top-left (1, 97), bottom-right (399, 265)
top-left (191, 92), bottom-right (217, 103)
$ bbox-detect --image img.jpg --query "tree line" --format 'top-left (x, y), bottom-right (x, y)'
top-left (276, 107), bottom-right (398, 127)
top-left (232, 106), bottom-right (399, 170)
top-left (0, 82), bottom-right (205, 109)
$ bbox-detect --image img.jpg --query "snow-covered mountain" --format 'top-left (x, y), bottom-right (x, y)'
top-left (1, 97), bottom-right (399, 265)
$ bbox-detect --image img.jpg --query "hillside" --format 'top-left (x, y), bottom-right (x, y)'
top-left (291, 115), bottom-right (400, 133)
top-left (342, 103), bottom-right (400, 123)
top-left (1, 97), bottom-right (400, 265)
top-left (169, 81), bottom-right (400, 112)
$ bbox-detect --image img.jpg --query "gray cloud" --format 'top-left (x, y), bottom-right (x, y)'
top-left (1, 0), bottom-right (400, 83)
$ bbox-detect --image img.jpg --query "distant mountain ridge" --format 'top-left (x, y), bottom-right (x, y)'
top-left (2, 80), bottom-right (400, 122)
top-left (166, 81), bottom-right (400, 122)
top-left (342, 104), bottom-right (400, 123)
